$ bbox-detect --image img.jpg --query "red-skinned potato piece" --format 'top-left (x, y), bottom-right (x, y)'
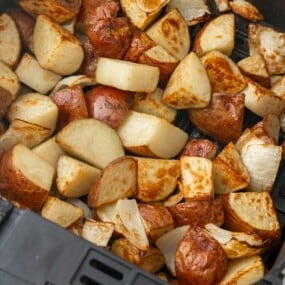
top-left (168, 198), bottom-right (224, 227)
top-left (86, 17), bottom-right (133, 59)
top-left (188, 93), bottom-right (245, 144)
top-left (180, 138), bottom-right (218, 159)
top-left (7, 7), bottom-right (35, 53)
top-left (50, 85), bottom-right (88, 131)
top-left (85, 85), bottom-right (132, 129)
top-left (78, 0), bottom-right (119, 25)
top-left (175, 227), bottom-right (228, 285)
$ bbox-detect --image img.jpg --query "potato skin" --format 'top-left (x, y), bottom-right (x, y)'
top-left (50, 85), bottom-right (88, 130)
top-left (168, 199), bottom-right (224, 227)
top-left (0, 86), bottom-right (13, 119)
top-left (188, 93), bottom-right (245, 144)
top-left (0, 147), bottom-right (48, 212)
top-left (175, 227), bottom-right (228, 285)
top-left (85, 85), bottom-right (132, 128)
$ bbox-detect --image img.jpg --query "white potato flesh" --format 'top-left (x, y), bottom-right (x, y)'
top-left (41, 196), bottom-right (83, 228)
top-left (117, 111), bottom-right (188, 158)
top-left (32, 136), bottom-right (65, 168)
top-left (14, 144), bottom-right (54, 191)
top-left (56, 118), bottom-right (124, 169)
top-left (180, 156), bottom-right (214, 201)
top-left (33, 15), bottom-right (84, 75)
top-left (56, 155), bottom-right (101, 198)
top-left (155, 225), bottom-right (190, 276)
top-left (162, 52), bottom-right (211, 109)
top-left (0, 13), bottom-right (21, 67)
top-left (114, 199), bottom-right (149, 250)
top-left (146, 9), bottom-right (190, 60)
top-left (132, 88), bottom-right (177, 123)
top-left (242, 143), bottom-right (282, 192)
top-left (53, 75), bottom-right (95, 92)
top-left (16, 53), bottom-right (62, 94)
top-left (0, 61), bottom-right (20, 99)
top-left (96, 57), bottom-right (159, 93)
top-left (7, 93), bottom-right (58, 133)
top-left (0, 119), bottom-right (51, 151)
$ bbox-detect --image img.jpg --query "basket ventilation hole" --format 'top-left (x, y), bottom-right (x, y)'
top-left (90, 259), bottom-right (124, 280)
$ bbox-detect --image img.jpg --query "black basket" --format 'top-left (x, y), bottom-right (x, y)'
top-left (0, 0), bottom-right (285, 284)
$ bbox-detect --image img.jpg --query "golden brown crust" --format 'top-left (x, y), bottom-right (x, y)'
top-left (0, 146), bottom-right (48, 212)
top-left (188, 92), bottom-right (245, 144)
top-left (175, 227), bottom-right (228, 285)
top-left (168, 198), bottom-right (224, 227)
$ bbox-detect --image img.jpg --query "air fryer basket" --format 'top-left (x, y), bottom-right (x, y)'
top-left (0, 0), bottom-right (285, 284)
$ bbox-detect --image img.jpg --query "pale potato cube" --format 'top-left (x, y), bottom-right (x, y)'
top-left (136, 157), bottom-right (180, 202)
top-left (95, 57), bottom-right (159, 93)
top-left (0, 13), bottom-right (21, 67)
top-left (33, 14), bottom-right (84, 75)
top-left (41, 196), bottom-right (83, 228)
top-left (117, 111), bottom-right (188, 159)
top-left (180, 156), bottom-right (214, 201)
top-left (16, 53), bottom-right (62, 94)
top-left (56, 155), bottom-right (101, 198)
top-left (7, 93), bottom-right (58, 133)
top-left (82, 219), bottom-right (114, 247)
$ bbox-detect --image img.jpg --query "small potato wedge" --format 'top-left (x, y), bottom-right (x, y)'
top-left (243, 77), bottom-right (285, 117)
top-left (82, 219), bottom-right (114, 247)
top-left (219, 255), bottom-right (266, 285)
top-left (230, 0), bottom-right (263, 21)
top-left (192, 13), bottom-right (235, 56)
top-left (111, 238), bottom-right (165, 273)
top-left (188, 93), bottom-right (245, 144)
top-left (165, 0), bottom-right (210, 26)
top-left (213, 142), bottom-right (250, 194)
top-left (53, 75), bottom-right (95, 92)
top-left (114, 199), bottom-right (149, 250)
top-left (16, 53), bottom-right (62, 94)
top-left (0, 144), bottom-right (54, 211)
top-left (33, 14), bottom-right (84, 75)
top-left (205, 223), bottom-right (269, 259)
top-left (146, 9), bottom-right (190, 60)
top-left (50, 85), bottom-right (88, 131)
top-left (0, 61), bottom-right (20, 99)
top-left (162, 52), bottom-right (211, 109)
top-left (117, 111), bottom-right (188, 158)
top-left (180, 156), bottom-right (214, 201)
top-left (0, 119), bottom-right (51, 151)
top-left (132, 88), bottom-right (177, 123)
top-left (222, 192), bottom-right (281, 249)
top-left (7, 92), bottom-right (58, 133)
top-left (95, 57), bottom-right (159, 93)
top-left (167, 199), bottom-right (224, 227)
top-left (0, 13), bottom-right (21, 67)
top-left (18, 0), bottom-right (81, 24)
top-left (139, 45), bottom-right (179, 87)
top-left (201, 50), bottom-right (246, 94)
top-left (237, 54), bottom-right (270, 88)
top-left (87, 157), bottom-right (136, 208)
top-left (138, 203), bottom-right (174, 243)
top-left (136, 157), bottom-right (180, 202)
top-left (32, 136), bottom-right (65, 168)
top-left (56, 155), bottom-right (101, 198)
top-left (41, 196), bottom-right (83, 227)
top-left (56, 118), bottom-right (124, 169)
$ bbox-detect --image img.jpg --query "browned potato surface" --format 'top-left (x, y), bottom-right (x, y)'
top-left (0, 87), bottom-right (13, 119)
top-left (175, 227), bottom-right (228, 285)
top-left (85, 85), bottom-right (131, 129)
